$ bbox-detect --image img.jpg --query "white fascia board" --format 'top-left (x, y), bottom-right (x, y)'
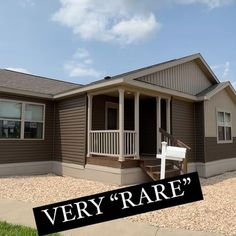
top-left (54, 78), bottom-right (124, 99)
top-left (0, 86), bottom-right (53, 99)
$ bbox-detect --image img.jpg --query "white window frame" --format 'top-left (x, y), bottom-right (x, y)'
top-left (216, 108), bottom-right (233, 144)
top-left (105, 102), bottom-right (119, 130)
top-left (0, 99), bottom-right (45, 140)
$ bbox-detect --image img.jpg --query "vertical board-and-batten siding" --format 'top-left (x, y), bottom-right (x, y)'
top-left (136, 61), bottom-right (212, 95)
top-left (54, 95), bottom-right (87, 165)
top-left (0, 93), bottom-right (54, 163)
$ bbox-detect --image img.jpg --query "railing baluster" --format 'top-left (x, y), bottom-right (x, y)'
top-left (89, 130), bottom-right (136, 157)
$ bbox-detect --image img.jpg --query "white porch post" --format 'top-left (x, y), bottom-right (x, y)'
top-left (119, 89), bottom-right (125, 161)
top-left (167, 98), bottom-right (171, 133)
top-left (87, 94), bottom-right (93, 157)
top-left (156, 97), bottom-right (161, 154)
top-left (134, 92), bottom-right (140, 159)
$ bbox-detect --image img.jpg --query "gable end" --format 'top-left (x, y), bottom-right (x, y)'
top-left (135, 61), bottom-right (213, 95)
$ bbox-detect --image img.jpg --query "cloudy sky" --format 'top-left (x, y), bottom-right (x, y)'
top-left (0, 0), bottom-right (236, 86)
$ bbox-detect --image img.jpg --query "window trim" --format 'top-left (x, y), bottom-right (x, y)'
top-left (216, 108), bottom-right (233, 144)
top-left (105, 102), bottom-right (119, 130)
top-left (0, 99), bottom-right (46, 140)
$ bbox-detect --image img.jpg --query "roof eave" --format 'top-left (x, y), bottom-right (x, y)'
top-left (0, 86), bottom-right (53, 99)
top-left (53, 78), bottom-right (125, 99)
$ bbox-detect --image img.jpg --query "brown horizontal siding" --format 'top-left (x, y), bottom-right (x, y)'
top-left (205, 137), bottom-right (236, 162)
top-left (54, 94), bottom-right (86, 165)
top-left (171, 98), bottom-right (195, 162)
top-left (92, 95), bottom-right (117, 130)
top-left (194, 102), bottom-right (205, 162)
top-left (140, 98), bottom-right (156, 154)
top-left (0, 93), bottom-right (54, 164)
top-left (92, 95), bottom-right (134, 130)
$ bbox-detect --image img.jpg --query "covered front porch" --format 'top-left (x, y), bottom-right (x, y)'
top-left (87, 87), bottom-right (171, 162)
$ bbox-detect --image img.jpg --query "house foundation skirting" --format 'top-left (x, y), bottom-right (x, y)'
top-left (52, 162), bottom-right (150, 185)
top-left (1, 158), bottom-right (236, 183)
top-left (188, 157), bottom-right (236, 177)
top-left (0, 161), bottom-right (52, 176)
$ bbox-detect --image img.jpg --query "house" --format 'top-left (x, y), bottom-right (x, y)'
top-left (1, 53), bottom-right (236, 185)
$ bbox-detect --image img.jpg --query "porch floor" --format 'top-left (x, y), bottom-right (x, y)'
top-left (86, 155), bottom-right (160, 169)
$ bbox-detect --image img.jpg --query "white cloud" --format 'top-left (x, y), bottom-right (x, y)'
top-left (52, 0), bottom-right (235, 45)
top-left (174, 0), bottom-right (235, 9)
top-left (19, 0), bottom-right (35, 8)
top-left (52, 0), bottom-right (161, 45)
top-left (223, 61), bottom-right (230, 79)
top-left (65, 62), bottom-right (101, 78)
top-left (5, 67), bottom-right (31, 74)
top-left (211, 61), bottom-right (231, 81)
top-left (64, 48), bottom-right (102, 80)
top-left (73, 48), bottom-right (90, 60)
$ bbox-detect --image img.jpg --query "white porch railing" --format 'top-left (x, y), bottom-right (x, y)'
top-left (89, 130), bottom-right (136, 157)
top-left (124, 130), bottom-right (136, 156)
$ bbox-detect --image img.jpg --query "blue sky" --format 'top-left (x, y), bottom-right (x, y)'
top-left (0, 0), bottom-right (236, 86)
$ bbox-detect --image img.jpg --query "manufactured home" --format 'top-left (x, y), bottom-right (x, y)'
top-left (0, 53), bottom-right (236, 185)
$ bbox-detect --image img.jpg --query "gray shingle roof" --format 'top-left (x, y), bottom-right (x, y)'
top-left (196, 82), bottom-right (227, 97)
top-left (0, 69), bottom-right (81, 96)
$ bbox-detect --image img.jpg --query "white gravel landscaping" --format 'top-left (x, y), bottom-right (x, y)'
top-left (0, 171), bottom-right (235, 236)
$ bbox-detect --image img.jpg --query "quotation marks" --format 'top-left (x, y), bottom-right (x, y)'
top-left (110, 193), bottom-right (119, 202)
top-left (182, 177), bottom-right (191, 185)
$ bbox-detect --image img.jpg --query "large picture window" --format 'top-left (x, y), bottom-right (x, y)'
top-left (217, 110), bottom-right (232, 143)
top-left (0, 99), bottom-right (45, 139)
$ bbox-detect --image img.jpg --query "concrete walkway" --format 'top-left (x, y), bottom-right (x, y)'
top-left (0, 199), bottom-right (225, 236)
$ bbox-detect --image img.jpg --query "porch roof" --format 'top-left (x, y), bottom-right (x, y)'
top-left (54, 53), bottom-right (220, 99)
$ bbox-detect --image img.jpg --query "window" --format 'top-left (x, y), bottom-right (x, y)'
top-left (0, 99), bottom-right (45, 139)
top-left (24, 104), bottom-right (44, 139)
top-left (105, 102), bottom-right (118, 130)
top-left (217, 110), bottom-right (232, 143)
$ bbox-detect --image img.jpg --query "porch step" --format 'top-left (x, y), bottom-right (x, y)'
top-left (152, 169), bottom-right (180, 180)
top-left (139, 160), bottom-right (180, 181)
top-left (145, 163), bottom-right (173, 172)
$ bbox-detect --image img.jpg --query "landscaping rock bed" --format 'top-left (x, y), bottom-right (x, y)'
top-left (0, 171), bottom-right (235, 235)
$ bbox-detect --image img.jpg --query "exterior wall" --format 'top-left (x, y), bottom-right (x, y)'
top-left (136, 61), bottom-right (212, 95)
top-left (140, 97), bottom-right (156, 154)
top-left (205, 137), bottom-right (236, 162)
top-left (171, 98), bottom-right (195, 162)
top-left (204, 88), bottom-right (236, 137)
top-left (54, 94), bottom-right (87, 165)
top-left (194, 102), bottom-right (205, 162)
top-left (0, 93), bottom-right (54, 164)
top-left (92, 95), bottom-right (134, 130)
top-left (204, 89), bottom-right (236, 162)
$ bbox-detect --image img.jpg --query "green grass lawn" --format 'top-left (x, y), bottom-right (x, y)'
top-left (0, 221), bottom-right (60, 236)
